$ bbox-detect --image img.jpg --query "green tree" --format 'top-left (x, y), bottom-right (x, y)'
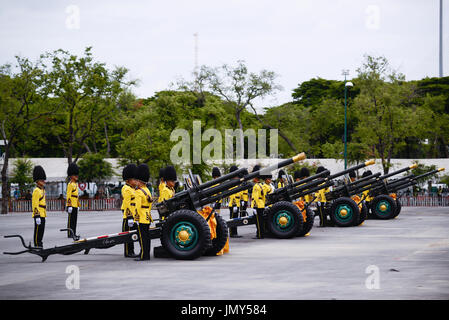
top-left (189, 60), bottom-right (282, 149)
top-left (41, 47), bottom-right (135, 165)
top-left (350, 55), bottom-right (426, 173)
top-left (10, 158), bottom-right (34, 196)
top-left (78, 153), bottom-right (115, 184)
top-left (0, 57), bottom-right (53, 214)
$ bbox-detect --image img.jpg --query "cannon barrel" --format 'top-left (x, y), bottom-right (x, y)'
top-left (378, 163), bottom-right (418, 180)
top-left (157, 152), bottom-right (306, 214)
top-left (327, 159), bottom-right (375, 180)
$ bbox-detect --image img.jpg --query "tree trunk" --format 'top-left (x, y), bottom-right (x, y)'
top-left (235, 109), bottom-right (245, 158)
top-left (104, 122), bottom-right (111, 156)
top-left (1, 144), bottom-right (11, 214)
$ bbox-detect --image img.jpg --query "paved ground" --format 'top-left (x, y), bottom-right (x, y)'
top-left (0, 207), bottom-right (448, 300)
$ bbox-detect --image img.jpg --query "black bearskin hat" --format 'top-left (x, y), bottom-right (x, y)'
top-left (278, 169), bottom-right (286, 180)
top-left (316, 166), bottom-right (327, 174)
top-left (362, 170), bottom-right (372, 178)
top-left (261, 173), bottom-right (272, 179)
top-left (349, 170), bottom-right (356, 178)
top-left (252, 164), bottom-right (261, 173)
top-left (212, 167), bottom-right (221, 178)
top-left (33, 165), bottom-right (46, 182)
top-left (122, 164), bottom-right (137, 181)
top-left (136, 164), bottom-right (150, 183)
top-left (229, 165), bottom-right (238, 173)
top-left (164, 165), bottom-right (177, 182)
top-left (299, 167), bottom-right (310, 178)
top-left (67, 163), bottom-right (79, 176)
top-left (294, 170), bottom-right (301, 180)
top-left (159, 167), bottom-right (166, 180)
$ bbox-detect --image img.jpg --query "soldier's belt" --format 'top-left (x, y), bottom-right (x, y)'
top-left (141, 205), bottom-right (150, 208)
top-left (39, 205), bottom-right (46, 209)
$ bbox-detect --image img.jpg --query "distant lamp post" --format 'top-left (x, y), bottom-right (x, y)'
top-left (342, 69), bottom-right (353, 170)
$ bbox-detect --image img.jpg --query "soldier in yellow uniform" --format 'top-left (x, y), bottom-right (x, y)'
top-left (349, 170), bottom-right (356, 183)
top-left (32, 166), bottom-right (47, 248)
top-left (250, 165), bottom-right (265, 239)
top-left (66, 163), bottom-right (79, 238)
top-left (134, 163), bottom-right (153, 261)
top-left (313, 166), bottom-right (331, 227)
top-left (361, 170), bottom-right (374, 203)
top-left (228, 165), bottom-right (242, 238)
top-left (262, 173), bottom-right (274, 204)
top-left (240, 188), bottom-right (249, 217)
top-left (157, 167), bottom-right (165, 203)
top-left (159, 165), bottom-right (176, 202)
top-left (121, 164), bottom-right (138, 258)
top-left (277, 170), bottom-right (287, 189)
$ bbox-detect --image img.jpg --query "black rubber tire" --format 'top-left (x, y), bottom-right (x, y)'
top-left (354, 202), bottom-right (368, 226)
top-left (161, 209), bottom-right (212, 260)
top-left (370, 195), bottom-right (398, 220)
top-left (265, 201), bottom-right (303, 239)
top-left (329, 197), bottom-right (360, 227)
top-left (204, 213), bottom-right (229, 256)
top-left (297, 207), bottom-right (314, 237)
top-left (392, 199), bottom-right (402, 218)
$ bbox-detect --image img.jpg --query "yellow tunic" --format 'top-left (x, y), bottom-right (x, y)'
top-left (241, 189), bottom-right (248, 202)
top-left (66, 181), bottom-right (79, 208)
top-left (251, 183), bottom-right (265, 209)
top-left (314, 186), bottom-right (330, 203)
top-left (228, 188), bottom-right (241, 207)
top-left (159, 184), bottom-right (175, 202)
top-left (32, 186), bottom-right (46, 218)
top-left (157, 181), bottom-right (166, 202)
top-left (277, 181), bottom-right (285, 189)
top-left (121, 184), bottom-right (136, 219)
top-left (135, 186), bottom-right (153, 224)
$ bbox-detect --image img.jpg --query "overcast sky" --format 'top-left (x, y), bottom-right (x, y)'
top-left (0, 0), bottom-right (447, 109)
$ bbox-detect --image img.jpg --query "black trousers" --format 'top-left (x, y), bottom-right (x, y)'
top-left (317, 203), bottom-right (328, 227)
top-left (122, 217), bottom-right (137, 256)
top-left (67, 207), bottom-right (78, 237)
top-left (137, 223), bottom-right (151, 260)
top-left (240, 201), bottom-right (248, 217)
top-left (33, 217), bottom-right (46, 247)
top-left (255, 208), bottom-right (265, 239)
top-left (229, 205), bottom-right (239, 236)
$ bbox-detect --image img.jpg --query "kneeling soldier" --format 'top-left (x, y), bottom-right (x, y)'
top-left (32, 166), bottom-right (47, 248)
top-left (121, 164), bottom-right (139, 258)
top-left (134, 163), bottom-right (153, 261)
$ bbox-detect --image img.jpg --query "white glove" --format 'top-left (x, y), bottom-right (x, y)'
top-left (67, 206), bottom-right (73, 214)
top-left (35, 217), bottom-right (41, 225)
top-left (127, 218), bottom-right (134, 227)
top-left (233, 206), bottom-right (238, 213)
top-left (252, 208), bottom-right (257, 215)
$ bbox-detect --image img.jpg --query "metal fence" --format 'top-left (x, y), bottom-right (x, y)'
top-left (398, 196), bottom-right (449, 207)
top-left (3, 198), bottom-right (122, 213)
top-left (1, 196), bottom-right (449, 213)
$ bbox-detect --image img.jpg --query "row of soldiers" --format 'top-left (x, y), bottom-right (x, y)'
top-left (29, 161), bottom-right (352, 260)
top-left (30, 163), bottom-right (81, 248)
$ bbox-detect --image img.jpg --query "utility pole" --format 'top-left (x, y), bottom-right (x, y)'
top-left (439, 0), bottom-right (443, 77)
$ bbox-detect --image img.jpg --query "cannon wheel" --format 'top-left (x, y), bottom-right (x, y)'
top-left (329, 197), bottom-right (360, 227)
top-left (392, 199), bottom-right (402, 218)
top-left (371, 195), bottom-right (398, 220)
top-left (297, 207), bottom-right (314, 237)
top-left (204, 213), bottom-right (229, 256)
top-left (354, 202), bottom-right (368, 226)
top-left (266, 201), bottom-right (303, 239)
top-left (161, 209), bottom-right (212, 260)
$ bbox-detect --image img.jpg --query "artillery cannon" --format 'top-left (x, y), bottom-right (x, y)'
top-left (307, 160), bottom-right (378, 227)
top-left (4, 153), bottom-right (306, 262)
top-left (362, 167), bottom-right (445, 219)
